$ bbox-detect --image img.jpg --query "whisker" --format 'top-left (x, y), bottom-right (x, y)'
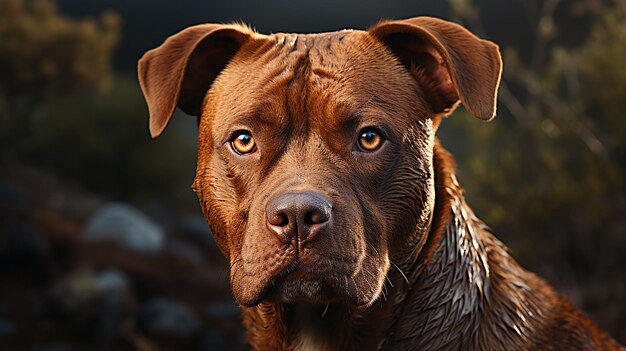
top-left (385, 275), bottom-right (394, 288)
top-left (391, 260), bottom-right (410, 286)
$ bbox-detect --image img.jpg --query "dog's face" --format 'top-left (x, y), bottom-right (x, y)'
top-left (197, 31), bottom-right (437, 307)
top-left (138, 17), bottom-right (501, 307)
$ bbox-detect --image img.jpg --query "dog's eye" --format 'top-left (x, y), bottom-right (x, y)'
top-left (357, 129), bottom-right (384, 152)
top-left (231, 131), bottom-right (257, 155)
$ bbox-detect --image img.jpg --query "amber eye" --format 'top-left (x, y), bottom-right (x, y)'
top-left (231, 131), bottom-right (257, 155)
top-left (357, 129), bottom-right (384, 152)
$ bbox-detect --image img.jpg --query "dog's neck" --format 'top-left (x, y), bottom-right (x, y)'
top-left (241, 143), bottom-right (551, 351)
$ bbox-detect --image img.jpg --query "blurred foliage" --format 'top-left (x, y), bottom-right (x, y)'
top-left (0, 0), bottom-right (119, 96)
top-left (0, 0), bottom-right (121, 156)
top-left (0, 0), bottom-right (197, 200)
top-left (441, 0), bottom-right (626, 322)
top-left (27, 77), bottom-right (198, 200)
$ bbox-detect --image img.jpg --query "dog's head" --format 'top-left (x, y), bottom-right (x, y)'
top-left (138, 17), bottom-right (501, 307)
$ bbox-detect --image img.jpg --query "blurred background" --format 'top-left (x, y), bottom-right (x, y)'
top-left (0, 0), bottom-right (624, 349)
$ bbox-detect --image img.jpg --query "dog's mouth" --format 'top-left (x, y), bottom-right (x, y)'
top-left (231, 196), bottom-right (388, 308)
top-left (260, 261), bottom-right (348, 305)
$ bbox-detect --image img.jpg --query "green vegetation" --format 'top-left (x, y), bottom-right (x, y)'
top-left (29, 77), bottom-right (198, 199)
top-left (0, 0), bottom-right (196, 200)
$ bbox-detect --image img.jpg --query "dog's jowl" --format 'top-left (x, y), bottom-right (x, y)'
top-left (138, 16), bottom-right (624, 351)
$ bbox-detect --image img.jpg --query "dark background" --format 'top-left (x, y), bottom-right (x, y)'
top-left (1, 0), bottom-right (624, 350)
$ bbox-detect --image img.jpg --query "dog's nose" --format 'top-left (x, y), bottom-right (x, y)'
top-left (266, 192), bottom-right (331, 244)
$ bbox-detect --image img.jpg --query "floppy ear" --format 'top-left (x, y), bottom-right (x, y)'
top-left (138, 24), bottom-right (254, 138)
top-left (369, 17), bottom-right (502, 120)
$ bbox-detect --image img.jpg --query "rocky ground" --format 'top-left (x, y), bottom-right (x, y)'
top-left (0, 165), bottom-right (247, 351)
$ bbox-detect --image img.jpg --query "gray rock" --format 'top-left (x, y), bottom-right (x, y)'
top-left (94, 271), bottom-right (134, 341)
top-left (95, 269), bottom-right (130, 294)
top-left (51, 269), bottom-right (131, 306)
top-left (49, 269), bottom-right (133, 341)
top-left (83, 202), bottom-right (165, 254)
top-left (138, 298), bottom-right (200, 338)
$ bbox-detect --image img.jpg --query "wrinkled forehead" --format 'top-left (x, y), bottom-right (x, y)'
top-left (206, 30), bottom-right (427, 135)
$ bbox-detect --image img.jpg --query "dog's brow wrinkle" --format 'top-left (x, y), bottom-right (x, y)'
top-left (310, 67), bottom-right (339, 81)
top-left (288, 35), bottom-right (298, 52)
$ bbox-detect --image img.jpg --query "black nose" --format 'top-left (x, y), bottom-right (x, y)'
top-left (266, 192), bottom-right (331, 244)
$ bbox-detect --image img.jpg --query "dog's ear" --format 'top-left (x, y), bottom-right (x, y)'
top-left (138, 24), bottom-right (254, 137)
top-left (369, 17), bottom-right (502, 120)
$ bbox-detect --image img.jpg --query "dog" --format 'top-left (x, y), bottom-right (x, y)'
top-left (138, 16), bottom-right (624, 350)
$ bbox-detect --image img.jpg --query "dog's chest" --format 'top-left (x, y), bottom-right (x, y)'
top-left (289, 304), bottom-right (333, 351)
top-left (294, 330), bottom-right (331, 351)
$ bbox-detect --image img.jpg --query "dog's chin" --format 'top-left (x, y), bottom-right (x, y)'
top-left (240, 269), bottom-right (378, 307)
top-left (264, 271), bottom-right (341, 304)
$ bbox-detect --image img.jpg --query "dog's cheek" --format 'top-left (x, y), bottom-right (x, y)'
top-left (385, 123), bottom-right (436, 254)
top-left (361, 206), bottom-right (392, 304)
top-left (194, 156), bottom-right (243, 259)
top-left (196, 186), bottom-right (232, 258)
top-left (352, 244), bottom-right (390, 306)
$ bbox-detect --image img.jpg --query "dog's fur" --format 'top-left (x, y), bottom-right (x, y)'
top-left (138, 17), bottom-right (624, 350)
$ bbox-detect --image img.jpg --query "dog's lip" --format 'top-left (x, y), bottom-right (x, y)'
top-left (240, 260), bottom-right (299, 307)
top-left (255, 261), bottom-right (346, 305)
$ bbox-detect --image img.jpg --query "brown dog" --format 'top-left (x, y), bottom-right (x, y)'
top-left (138, 17), bottom-right (623, 350)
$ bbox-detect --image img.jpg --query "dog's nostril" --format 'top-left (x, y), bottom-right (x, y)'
top-left (269, 212), bottom-right (289, 227)
top-left (305, 208), bottom-right (330, 225)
